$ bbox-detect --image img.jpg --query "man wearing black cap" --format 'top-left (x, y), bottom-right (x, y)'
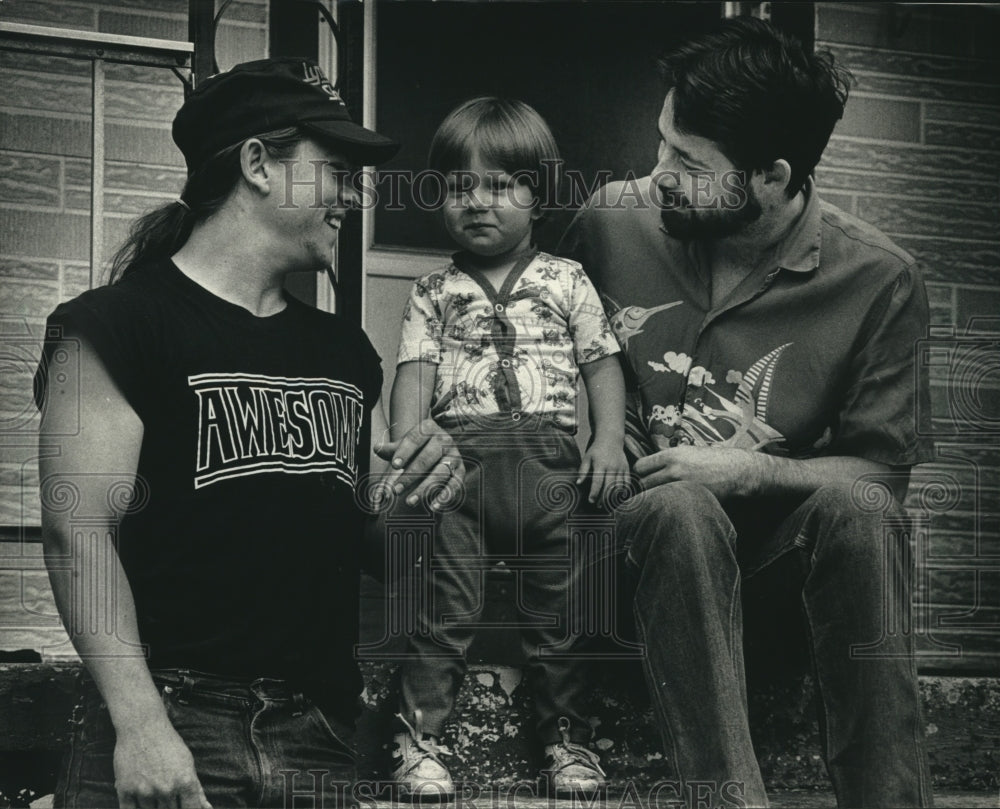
top-left (171, 57), bottom-right (400, 174)
top-left (35, 58), bottom-right (462, 808)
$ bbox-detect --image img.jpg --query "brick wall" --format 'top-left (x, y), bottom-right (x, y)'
top-left (0, 0), bottom-right (268, 652)
top-left (815, 2), bottom-right (999, 672)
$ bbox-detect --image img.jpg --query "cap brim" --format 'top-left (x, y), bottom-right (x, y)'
top-left (301, 120), bottom-right (400, 166)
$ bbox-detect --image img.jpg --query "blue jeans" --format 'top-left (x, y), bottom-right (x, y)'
top-left (55, 669), bottom-right (357, 808)
top-left (618, 481), bottom-right (932, 809)
top-left (398, 424), bottom-right (594, 744)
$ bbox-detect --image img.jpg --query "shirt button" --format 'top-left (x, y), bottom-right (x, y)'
top-left (494, 303), bottom-right (505, 313)
top-left (511, 412), bottom-right (521, 421)
top-left (501, 359), bottom-right (511, 368)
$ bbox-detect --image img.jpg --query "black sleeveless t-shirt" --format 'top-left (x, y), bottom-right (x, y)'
top-left (36, 260), bottom-right (382, 722)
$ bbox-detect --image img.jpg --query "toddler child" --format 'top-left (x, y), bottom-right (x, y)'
top-left (389, 97), bottom-right (627, 800)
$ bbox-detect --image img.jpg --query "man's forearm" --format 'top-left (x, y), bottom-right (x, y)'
top-left (44, 523), bottom-right (168, 733)
top-left (634, 446), bottom-right (905, 502)
top-left (746, 453), bottom-right (900, 499)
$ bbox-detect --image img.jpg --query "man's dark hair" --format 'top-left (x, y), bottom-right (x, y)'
top-left (659, 16), bottom-right (853, 197)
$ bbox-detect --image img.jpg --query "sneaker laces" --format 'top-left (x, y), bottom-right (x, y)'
top-left (548, 717), bottom-right (605, 776)
top-left (394, 709), bottom-right (454, 767)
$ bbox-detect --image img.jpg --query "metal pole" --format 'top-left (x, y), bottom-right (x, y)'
top-left (90, 57), bottom-right (105, 288)
top-left (188, 0), bottom-right (215, 87)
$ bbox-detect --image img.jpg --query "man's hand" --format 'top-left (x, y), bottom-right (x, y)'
top-left (634, 445), bottom-right (904, 503)
top-left (373, 418), bottom-right (464, 511)
top-left (577, 438), bottom-right (630, 506)
top-left (114, 719), bottom-right (211, 808)
top-left (633, 445), bottom-right (761, 501)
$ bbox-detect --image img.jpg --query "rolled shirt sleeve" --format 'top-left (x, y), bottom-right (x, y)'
top-left (829, 262), bottom-right (935, 466)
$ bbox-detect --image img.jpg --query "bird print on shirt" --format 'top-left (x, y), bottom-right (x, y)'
top-left (607, 301), bottom-right (683, 348)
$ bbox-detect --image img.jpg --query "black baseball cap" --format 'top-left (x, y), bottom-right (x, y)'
top-left (172, 57), bottom-right (399, 173)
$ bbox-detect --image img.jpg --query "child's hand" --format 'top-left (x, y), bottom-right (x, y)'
top-left (576, 437), bottom-right (630, 507)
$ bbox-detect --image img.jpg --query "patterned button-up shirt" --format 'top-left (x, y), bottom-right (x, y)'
top-left (562, 178), bottom-right (933, 466)
top-left (397, 250), bottom-right (620, 430)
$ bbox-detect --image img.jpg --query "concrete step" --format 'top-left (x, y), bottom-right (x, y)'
top-left (19, 790), bottom-right (1000, 808)
top-left (768, 790), bottom-right (998, 808)
top-left (1, 661), bottom-right (997, 801)
top-left (354, 662), bottom-right (999, 792)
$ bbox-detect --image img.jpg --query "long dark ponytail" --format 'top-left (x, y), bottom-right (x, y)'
top-left (107, 127), bottom-right (306, 284)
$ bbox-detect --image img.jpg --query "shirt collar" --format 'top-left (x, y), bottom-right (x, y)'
top-left (774, 177), bottom-right (821, 274)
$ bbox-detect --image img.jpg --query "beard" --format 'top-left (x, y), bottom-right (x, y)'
top-left (657, 182), bottom-right (763, 240)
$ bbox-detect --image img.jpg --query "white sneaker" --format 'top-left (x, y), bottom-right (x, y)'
top-left (390, 711), bottom-right (455, 803)
top-left (543, 717), bottom-right (606, 797)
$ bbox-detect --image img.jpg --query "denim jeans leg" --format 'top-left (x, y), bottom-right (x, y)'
top-left (505, 433), bottom-right (591, 745)
top-left (617, 480), bottom-right (769, 808)
top-left (248, 684), bottom-right (357, 809)
top-left (55, 674), bottom-right (260, 808)
top-left (398, 450), bottom-right (485, 738)
top-left (53, 687), bottom-right (119, 809)
top-left (55, 672), bottom-right (359, 809)
top-left (159, 678), bottom-right (259, 807)
top-left (746, 482), bottom-right (933, 808)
